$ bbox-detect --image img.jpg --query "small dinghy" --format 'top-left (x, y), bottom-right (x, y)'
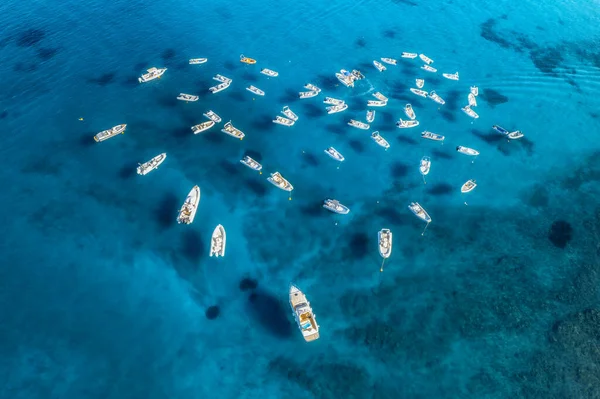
top-left (381, 57), bottom-right (397, 65)
top-left (240, 54), bottom-right (257, 64)
top-left (240, 155), bottom-right (263, 172)
top-left (408, 202), bottom-right (432, 235)
top-left (442, 72), bottom-right (459, 81)
top-left (304, 83), bottom-right (321, 93)
top-left (419, 54), bottom-right (434, 64)
top-left (282, 106), bottom-right (299, 121)
top-left (373, 60), bottom-right (386, 72)
top-left (421, 65), bottom-right (437, 73)
top-left (396, 119), bottom-right (420, 128)
top-left (324, 147), bottom-right (345, 162)
top-left (366, 110), bottom-right (375, 123)
top-left (372, 92), bottom-right (389, 102)
top-left (323, 199), bottom-right (350, 214)
top-left (367, 100), bottom-right (387, 107)
top-left (404, 104), bottom-right (416, 120)
top-left (203, 110), bottom-right (222, 123)
top-left (137, 153), bottom-right (167, 176)
top-left (371, 131), bottom-right (390, 149)
top-left (468, 93), bottom-right (477, 107)
top-left (246, 85), bottom-right (265, 96)
top-left (209, 81), bottom-right (231, 94)
top-left (177, 93), bottom-right (199, 102)
top-left (326, 103), bottom-right (348, 114)
top-left (416, 79), bottom-right (425, 88)
top-left (461, 179), bottom-right (477, 193)
top-left (273, 116), bottom-right (295, 126)
top-left (429, 91), bottom-right (445, 105)
top-left (348, 119), bottom-right (370, 130)
top-left (261, 68), bottom-right (279, 77)
top-left (462, 105), bottom-right (479, 119)
top-left (401, 52), bottom-right (418, 59)
top-left (470, 86), bottom-right (479, 96)
top-left (508, 130), bottom-right (524, 140)
top-left (213, 74), bottom-right (232, 83)
top-left (189, 58), bottom-right (207, 65)
top-left (221, 121), bottom-right (245, 139)
top-left (419, 156), bottom-right (431, 183)
top-left (421, 131), bottom-right (445, 142)
top-left (299, 91), bottom-right (318, 99)
top-left (191, 120), bottom-right (216, 134)
top-left (493, 125), bottom-right (510, 135)
top-left (456, 146), bottom-right (480, 157)
top-left (324, 97), bottom-right (344, 105)
top-left (209, 224), bottom-right (226, 257)
top-left (410, 88), bottom-right (428, 97)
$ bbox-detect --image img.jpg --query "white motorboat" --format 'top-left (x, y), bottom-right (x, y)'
top-left (456, 146), bottom-right (480, 157)
top-left (203, 110), bottom-right (222, 123)
top-left (419, 54), bottom-right (434, 64)
top-left (366, 110), bottom-right (375, 123)
top-left (267, 171), bottom-right (293, 192)
top-left (324, 97), bottom-right (345, 105)
top-left (372, 92), bottom-right (389, 102)
top-left (326, 103), bottom-right (348, 114)
top-left (209, 224), bottom-right (226, 257)
top-left (396, 119), bottom-right (420, 128)
top-left (189, 58), bottom-right (207, 65)
top-left (177, 93), bottom-right (199, 102)
top-left (420, 156), bottom-right (431, 176)
top-left (410, 88), bottom-right (428, 97)
top-left (461, 179), bottom-right (477, 193)
top-left (408, 202), bottom-right (431, 223)
top-left (260, 68), bottom-right (279, 77)
top-left (401, 52), bottom-right (418, 59)
top-left (209, 81), bottom-right (231, 94)
top-left (348, 119), bottom-right (369, 130)
top-left (138, 67), bottom-right (167, 83)
top-left (371, 131), bottom-right (390, 149)
top-left (468, 93), bottom-right (477, 107)
top-left (336, 70), bottom-right (355, 87)
top-left (213, 74), bottom-right (232, 83)
top-left (404, 104), bottom-right (416, 120)
top-left (429, 91), bottom-right (445, 105)
top-left (221, 121), bottom-right (245, 139)
top-left (137, 153), bottom-right (166, 175)
top-left (304, 83), bottom-right (321, 92)
top-left (462, 106), bottom-right (479, 119)
top-left (94, 124), bottom-right (126, 142)
top-left (289, 285), bottom-right (319, 342)
top-left (373, 60), bottom-right (386, 72)
top-left (273, 115), bottom-right (295, 126)
top-left (324, 147), bottom-right (345, 162)
top-left (177, 185), bottom-right (200, 225)
top-left (380, 57), bottom-right (397, 65)
top-left (421, 65), bottom-right (437, 73)
top-left (378, 229), bottom-right (392, 259)
top-left (246, 85), bottom-right (265, 96)
top-left (508, 130), bottom-right (524, 140)
top-left (240, 155), bottom-right (263, 171)
top-left (282, 106), bottom-right (298, 121)
top-left (421, 131), bottom-right (445, 142)
top-left (191, 120), bottom-right (215, 134)
top-left (351, 69), bottom-right (365, 80)
top-left (442, 72), bottom-right (459, 81)
top-left (470, 86), bottom-right (479, 96)
top-left (299, 91), bottom-right (318, 99)
top-left (367, 100), bottom-right (387, 107)
top-left (416, 79), bottom-right (425, 88)
top-left (323, 199), bottom-right (350, 214)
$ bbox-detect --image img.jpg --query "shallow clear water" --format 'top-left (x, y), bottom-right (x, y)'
top-left (1, 0), bottom-right (600, 397)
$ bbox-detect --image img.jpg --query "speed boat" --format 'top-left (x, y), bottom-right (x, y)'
top-left (240, 155), bottom-right (262, 171)
top-left (372, 92), bottom-right (388, 102)
top-left (416, 79), bottom-right (425, 88)
top-left (260, 68), bottom-right (278, 77)
top-left (177, 185), bottom-right (200, 225)
top-left (429, 91), bottom-right (445, 105)
top-left (323, 97), bottom-right (345, 105)
top-left (442, 72), bottom-right (459, 81)
top-left (462, 106), bottom-right (479, 119)
top-left (410, 88), bottom-right (428, 97)
top-left (323, 199), bottom-right (350, 214)
top-left (94, 124), bottom-right (126, 142)
top-left (273, 116), bottom-right (295, 126)
top-left (246, 85), bottom-right (265, 96)
top-left (177, 93), bottom-right (199, 102)
top-left (396, 119), bottom-right (419, 128)
top-left (299, 91), bottom-right (318, 99)
top-left (209, 82), bottom-right (231, 94)
top-left (508, 130), bottom-right (524, 140)
top-left (348, 119), bottom-right (369, 130)
top-left (408, 202), bottom-right (431, 223)
top-left (456, 146), bottom-right (480, 157)
top-left (419, 54), bottom-right (434, 64)
top-left (221, 121), bottom-right (245, 139)
top-left (421, 131), bottom-right (445, 142)
top-left (189, 58), bottom-right (207, 64)
top-left (209, 224), bottom-right (226, 257)
top-left (289, 285), bottom-right (319, 342)
top-left (191, 120), bottom-right (215, 134)
top-left (304, 83), bottom-right (321, 93)
top-left (267, 172), bottom-right (293, 192)
top-left (378, 229), bottom-right (393, 259)
top-left (137, 153), bottom-right (166, 175)
top-left (401, 52), bottom-right (418, 59)
top-left (421, 65), bottom-right (437, 73)
top-left (240, 54), bottom-right (257, 64)
top-left (468, 93), bottom-right (477, 107)
top-left (404, 104), bottom-right (416, 120)
top-left (366, 110), bottom-right (375, 123)
top-left (324, 147), bottom-right (345, 162)
top-left (203, 110), bottom-right (222, 123)
top-left (138, 67), bottom-right (167, 83)
top-left (461, 179), bottom-right (477, 193)
top-left (381, 57), bottom-right (397, 65)
top-left (493, 125), bottom-right (510, 135)
top-left (213, 74), bottom-right (232, 83)
top-left (419, 156), bottom-right (431, 176)
top-left (326, 103), bottom-right (348, 114)
top-left (371, 131), bottom-right (390, 149)
top-left (470, 86), bottom-right (479, 96)
top-left (373, 60), bottom-right (386, 72)
top-left (282, 106), bottom-right (298, 121)
top-left (367, 100), bottom-right (387, 107)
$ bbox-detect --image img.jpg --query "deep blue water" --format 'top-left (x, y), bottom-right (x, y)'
top-left (1, 0), bottom-right (600, 397)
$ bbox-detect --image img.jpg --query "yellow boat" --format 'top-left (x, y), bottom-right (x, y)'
top-left (240, 54), bottom-right (256, 64)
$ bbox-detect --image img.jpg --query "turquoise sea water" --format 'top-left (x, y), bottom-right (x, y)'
top-left (1, 0), bottom-right (600, 397)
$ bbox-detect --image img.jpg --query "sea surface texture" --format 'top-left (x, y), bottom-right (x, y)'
top-left (1, 0), bottom-right (600, 398)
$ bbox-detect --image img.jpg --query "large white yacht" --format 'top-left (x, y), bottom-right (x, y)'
top-left (289, 285), bottom-right (319, 342)
top-left (137, 153), bottom-right (166, 175)
top-left (138, 67), bottom-right (167, 83)
top-left (94, 124), bottom-right (126, 142)
top-left (177, 185), bottom-right (200, 225)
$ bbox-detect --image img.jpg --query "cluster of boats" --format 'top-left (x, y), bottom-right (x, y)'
top-left (209, 74), bottom-right (232, 94)
top-left (273, 106), bottom-right (298, 126)
top-left (298, 83), bottom-right (322, 99)
top-left (335, 69), bottom-right (365, 87)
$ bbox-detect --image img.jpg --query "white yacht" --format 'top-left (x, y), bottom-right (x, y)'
top-left (421, 131), bottom-right (445, 142)
top-left (380, 57), bottom-right (397, 65)
top-left (372, 92), bottom-right (389, 102)
top-left (462, 106), bottom-right (479, 119)
top-left (177, 185), bottom-right (200, 225)
top-left (177, 93), bottom-right (199, 102)
top-left (260, 68), bottom-right (279, 77)
top-left (137, 153), bottom-right (166, 176)
top-left (421, 65), bottom-right (437, 73)
top-left (138, 67), bottom-right (167, 83)
top-left (371, 131), bottom-right (390, 149)
top-left (189, 58), bottom-right (207, 65)
top-left (419, 54), bottom-right (434, 64)
top-left (203, 110), bottom-right (222, 123)
top-left (373, 60), bottom-right (386, 72)
top-left (404, 104), bottom-right (416, 120)
top-left (240, 155), bottom-right (263, 171)
top-left (408, 202), bottom-right (431, 223)
top-left (209, 224), bottom-right (226, 257)
top-left (324, 147), bottom-right (345, 162)
top-left (456, 146), bottom-right (480, 157)
top-left (378, 229), bottom-right (392, 259)
top-left (367, 99), bottom-right (387, 107)
top-left (323, 199), bottom-right (350, 214)
top-left (326, 103), bottom-right (348, 114)
top-left (246, 85), bottom-right (265, 96)
top-left (366, 109), bottom-right (375, 123)
top-left (429, 91), bottom-right (445, 105)
top-left (470, 86), bottom-right (479, 96)
top-left (348, 119), bottom-right (370, 130)
top-left (273, 115), bottom-right (295, 126)
top-left (304, 83), bottom-right (321, 92)
top-left (94, 124), bottom-right (126, 142)
top-left (282, 106), bottom-right (298, 121)
top-left (416, 78), bottom-right (425, 88)
top-left (335, 70), bottom-right (355, 88)
top-left (401, 52), bottom-right (418, 59)
top-left (221, 121), bottom-right (245, 139)
top-left (508, 130), bottom-right (524, 140)
top-left (289, 285), bottom-right (319, 342)
top-left (213, 74), bottom-right (232, 83)
top-left (191, 120), bottom-right (215, 134)
top-left (468, 93), bottom-right (477, 107)
top-left (442, 72), bottom-right (459, 81)
top-left (209, 81), bottom-right (231, 94)
top-left (410, 88), bottom-right (428, 97)
top-left (396, 119), bottom-right (419, 128)
top-left (420, 156), bottom-right (431, 176)
top-left (461, 179), bottom-right (477, 193)
top-left (324, 97), bottom-right (344, 105)
top-left (299, 91), bottom-right (318, 99)
top-left (267, 171), bottom-right (293, 192)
